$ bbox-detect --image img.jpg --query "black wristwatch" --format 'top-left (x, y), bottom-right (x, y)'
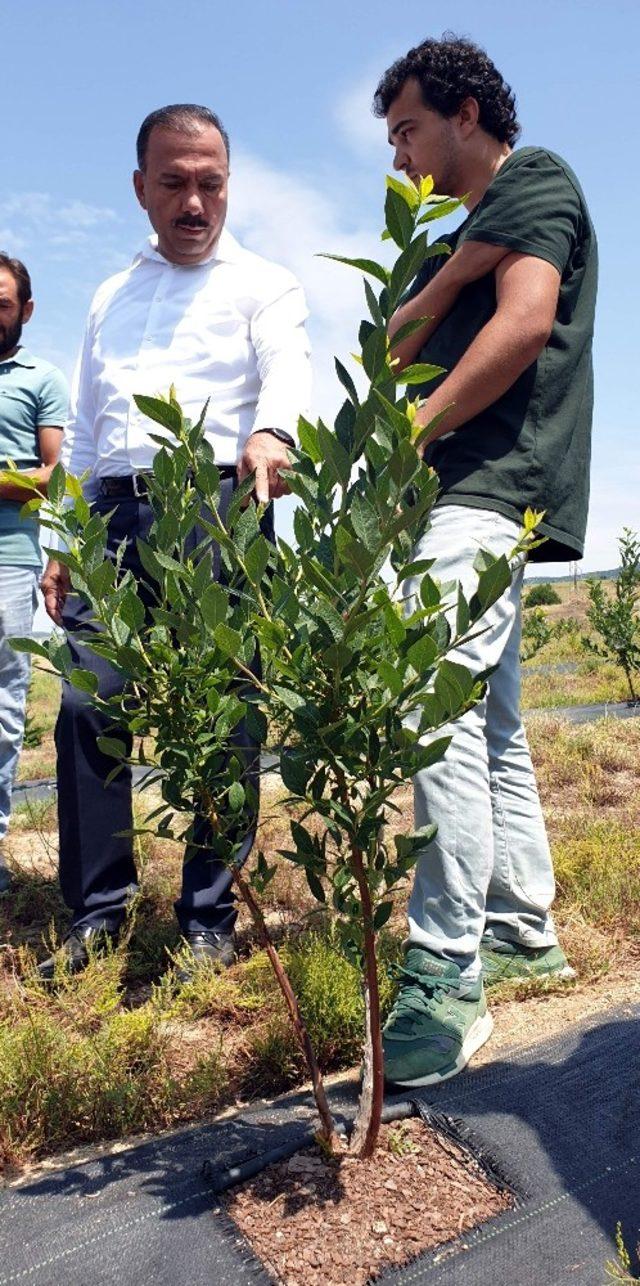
top-left (252, 427), bottom-right (296, 448)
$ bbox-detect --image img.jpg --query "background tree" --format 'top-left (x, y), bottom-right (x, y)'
top-left (583, 528), bottom-right (640, 702)
top-left (524, 582), bottom-right (561, 608)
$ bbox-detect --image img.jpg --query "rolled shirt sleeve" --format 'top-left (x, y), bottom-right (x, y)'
top-left (37, 368), bottom-right (69, 428)
top-left (460, 150), bottom-right (584, 277)
top-left (250, 279), bottom-right (311, 443)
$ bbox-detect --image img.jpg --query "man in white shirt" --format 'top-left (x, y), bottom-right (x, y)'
top-left (39, 104), bottom-right (311, 980)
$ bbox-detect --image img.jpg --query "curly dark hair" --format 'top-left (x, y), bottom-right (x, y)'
top-left (373, 34), bottom-right (520, 146)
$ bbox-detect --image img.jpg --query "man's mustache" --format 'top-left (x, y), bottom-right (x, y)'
top-left (174, 216), bottom-right (209, 229)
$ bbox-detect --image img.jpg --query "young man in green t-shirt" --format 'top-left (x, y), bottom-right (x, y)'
top-left (0, 254), bottom-right (67, 892)
top-left (371, 37), bottom-right (597, 1086)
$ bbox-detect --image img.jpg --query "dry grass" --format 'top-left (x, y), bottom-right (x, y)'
top-left (2, 649), bottom-right (639, 1170)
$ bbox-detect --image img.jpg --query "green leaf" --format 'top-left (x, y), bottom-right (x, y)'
top-left (280, 752), bottom-right (310, 796)
top-left (395, 557), bottom-right (436, 581)
top-left (364, 279), bottom-right (386, 328)
top-left (350, 493), bottom-right (380, 554)
top-left (136, 540), bottom-right (162, 583)
top-left (316, 421), bottom-right (352, 487)
top-left (317, 254), bottom-right (390, 287)
top-left (378, 658), bottom-right (403, 695)
top-left (152, 447), bottom-right (174, 490)
top-left (119, 590), bottom-right (146, 632)
top-left (471, 554), bottom-right (512, 615)
top-left (7, 637), bottom-right (50, 659)
top-left (397, 363), bottom-right (446, 385)
top-left (373, 901), bottom-right (393, 930)
top-left (417, 197), bottom-right (464, 224)
top-left (456, 586), bottom-right (470, 636)
top-left (273, 684), bottom-right (307, 713)
top-left (213, 622), bottom-right (241, 657)
top-left (388, 439), bottom-right (421, 491)
top-left (395, 824), bottom-right (438, 863)
top-left (245, 703), bottom-right (268, 742)
top-left (305, 869), bottom-right (326, 903)
top-left (411, 736), bottom-right (451, 772)
top-left (96, 735), bottom-right (128, 760)
top-left (420, 574), bottom-right (441, 610)
top-left (228, 781), bottom-right (245, 812)
top-left (433, 659), bottom-right (476, 717)
top-left (244, 534), bottom-right (271, 587)
top-left (406, 634), bottom-right (438, 673)
top-left (47, 463), bottom-right (67, 508)
top-left (389, 232), bottom-right (429, 305)
top-left (297, 416), bottom-right (322, 464)
top-left (69, 668), bottom-right (100, 695)
top-left (323, 640), bottom-right (353, 672)
top-left (384, 186), bottom-right (414, 249)
top-left (133, 394), bottom-right (182, 435)
top-left (385, 174), bottom-right (419, 210)
top-left (335, 357), bottom-right (359, 405)
top-left (383, 602), bottom-right (406, 646)
top-left (361, 327), bottom-right (389, 383)
top-left (389, 317), bottom-right (432, 353)
top-left (201, 583), bottom-right (228, 629)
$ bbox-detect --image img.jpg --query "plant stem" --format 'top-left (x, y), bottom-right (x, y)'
top-left (348, 843), bottom-right (384, 1158)
top-left (231, 862), bottom-right (340, 1149)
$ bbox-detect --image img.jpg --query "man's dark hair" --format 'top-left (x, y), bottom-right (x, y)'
top-left (373, 34), bottom-right (520, 146)
top-left (136, 104), bottom-right (231, 170)
top-left (0, 252), bottom-right (32, 308)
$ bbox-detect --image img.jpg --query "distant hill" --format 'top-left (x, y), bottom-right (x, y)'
top-left (525, 568), bottom-right (619, 584)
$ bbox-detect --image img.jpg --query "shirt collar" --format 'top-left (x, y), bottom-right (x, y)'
top-left (0, 345), bottom-right (36, 369)
top-left (134, 227), bottom-right (243, 268)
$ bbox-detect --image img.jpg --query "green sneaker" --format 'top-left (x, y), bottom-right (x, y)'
top-left (382, 947), bottom-right (493, 1088)
top-left (480, 932), bottom-right (575, 987)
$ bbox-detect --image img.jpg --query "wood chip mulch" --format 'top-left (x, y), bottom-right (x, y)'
top-left (223, 1118), bottom-right (513, 1285)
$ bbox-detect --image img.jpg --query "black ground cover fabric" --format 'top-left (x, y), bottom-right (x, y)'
top-left (0, 1005), bottom-right (637, 1285)
top-left (381, 1003), bottom-right (640, 1285)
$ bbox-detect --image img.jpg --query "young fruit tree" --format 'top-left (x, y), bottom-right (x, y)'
top-left (6, 174), bottom-right (541, 1158)
top-left (583, 528), bottom-right (640, 702)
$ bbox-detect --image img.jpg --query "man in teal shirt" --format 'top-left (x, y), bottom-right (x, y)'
top-left (0, 253), bottom-right (67, 891)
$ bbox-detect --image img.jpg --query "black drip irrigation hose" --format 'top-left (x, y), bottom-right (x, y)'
top-left (201, 1099), bottom-right (523, 1201)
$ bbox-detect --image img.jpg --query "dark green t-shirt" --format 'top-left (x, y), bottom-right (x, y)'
top-left (409, 147), bottom-right (598, 561)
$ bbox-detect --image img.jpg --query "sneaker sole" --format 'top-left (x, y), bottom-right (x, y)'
top-left (483, 963), bottom-right (576, 988)
top-left (387, 1011), bottom-right (494, 1089)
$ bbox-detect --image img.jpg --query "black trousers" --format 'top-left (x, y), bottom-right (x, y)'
top-left (55, 476), bottom-right (271, 936)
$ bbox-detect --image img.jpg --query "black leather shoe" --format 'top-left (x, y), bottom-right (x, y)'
top-left (37, 925), bottom-right (120, 982)
top-left (176, 931), bottom-right (236, 982)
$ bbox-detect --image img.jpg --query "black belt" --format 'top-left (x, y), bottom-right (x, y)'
top-left (98, 467), bottom-right (236, 499)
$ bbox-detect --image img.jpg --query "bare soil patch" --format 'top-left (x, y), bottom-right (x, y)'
top-left (224, 1117), bottom-right (512, 1286)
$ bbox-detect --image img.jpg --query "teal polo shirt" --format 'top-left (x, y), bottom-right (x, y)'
top-left (0, 346), bottom-right (68, 567)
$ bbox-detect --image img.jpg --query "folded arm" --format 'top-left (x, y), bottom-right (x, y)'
top-left (388, 239), bottom-right (512, 371)
top-left (413, 250), bottom-right (561, 445)
top-left (0, 426), bottom-right (63, 500)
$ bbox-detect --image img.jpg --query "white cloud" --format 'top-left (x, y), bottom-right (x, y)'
top-left (0, 192), bottom-right (119, 229)
top-left (333, 74), bottom-right (391, 165)
top-left (229, 149), bottom-right (391, 419)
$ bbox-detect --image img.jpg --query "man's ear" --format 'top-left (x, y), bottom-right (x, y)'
top-left (133, 169), bottom-right (147, 210)
top-left (22, 299), bottom-right (34, 325)
top-left (457, 96), bottom-right (480, 138)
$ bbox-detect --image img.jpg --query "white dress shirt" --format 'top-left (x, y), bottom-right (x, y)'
top-left (62, 229), bottom-right (311, 496)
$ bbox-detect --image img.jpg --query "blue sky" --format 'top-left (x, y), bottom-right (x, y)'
top-left (4, 0), bottom-right (638, 590)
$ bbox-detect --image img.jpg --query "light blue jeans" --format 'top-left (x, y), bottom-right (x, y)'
top-left (0, 565), bottom-right (39, 842)
top-left (405, 505), bottom-right (557, 984)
